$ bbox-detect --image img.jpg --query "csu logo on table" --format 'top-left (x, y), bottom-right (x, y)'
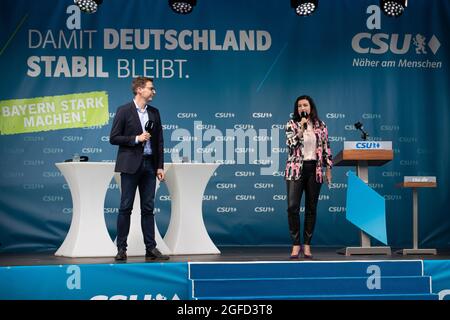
top-left (356, 142), bottom-right (380, 149)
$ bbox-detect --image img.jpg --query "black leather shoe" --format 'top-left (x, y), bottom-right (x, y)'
top-left (115, 249), bottom-right (127, 261)
top-left (145, 248), bottom-right (169, 261)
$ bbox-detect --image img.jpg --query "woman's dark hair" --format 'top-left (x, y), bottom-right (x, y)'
top-left (292, 95), bottom-right (321, 123)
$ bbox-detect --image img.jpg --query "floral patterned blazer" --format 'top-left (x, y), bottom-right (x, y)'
top-left (284, 119), bottom-right (333, 182)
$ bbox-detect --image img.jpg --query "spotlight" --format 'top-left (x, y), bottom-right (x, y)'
top-left (290, 0), bottom-right (318, 16)
top-left (380, 0), bottom-right (408, 17)
top-left (74, 0), bottom-right (103, 14)
top-left (169, 0), bottom-right (197, 14)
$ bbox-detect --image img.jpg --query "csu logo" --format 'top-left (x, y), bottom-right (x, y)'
top-left (353, 5), bottom-right (441, 55)
top-left (91, 293), bottom-right (180, 300)
top-left (217, 207), bottom-right (237, 213)
top-left (177, 113), bottom-right (197, 118)
top-left (352, 33), bottom-right (441, 55)
top-left (235, 171), bottom-right (255, 177)
top-left (255, 207), bottom-right (275, 213)
top-left (326, 113), bottom-right (345, 119)
top-left (252, 112), bottom-right (272, 118)
top-left (356, 142), bottom-right (380, 149)
top-left (82, 147), bottom-right (102, 153)
top-left (215, 112), bottom-right (235, 118)
top-left (216, 183), bottom-right (237, 189)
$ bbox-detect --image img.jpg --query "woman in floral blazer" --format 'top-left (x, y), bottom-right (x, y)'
top-left (285, 95), bottom-right (333, 259)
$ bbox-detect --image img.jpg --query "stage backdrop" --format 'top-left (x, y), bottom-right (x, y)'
top-left (0, 0), bottom-right (449, 252)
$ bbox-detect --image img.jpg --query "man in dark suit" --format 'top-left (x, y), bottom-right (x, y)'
top-left (110, 76), bottom-right (169, 261)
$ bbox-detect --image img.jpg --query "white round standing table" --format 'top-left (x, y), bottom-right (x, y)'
top-left (55, 162), bottom-right (220, 257)
top-left (163, 163), bottom-right (221, 255)
top-left (55, 162), bottom-right (117, 257)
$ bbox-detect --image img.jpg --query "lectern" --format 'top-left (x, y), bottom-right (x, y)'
top-left (334, 141), bottom-right (393, 256)
top-left (396, 176), bottom-right (437, 255)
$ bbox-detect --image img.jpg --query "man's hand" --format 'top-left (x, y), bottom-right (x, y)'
top-left (137, 132), bottom-right (150, 143)
top-left (157, 169), bottom-right (165, 181)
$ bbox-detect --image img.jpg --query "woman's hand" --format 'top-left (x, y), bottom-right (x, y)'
top-left (295, 119), bottom-right (307, 138)
top-left (326, 168), bottom-right (332, 185)
top-left (299, 118), bottom-right (308, 131)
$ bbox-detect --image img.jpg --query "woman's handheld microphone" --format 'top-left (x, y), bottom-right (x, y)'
top-left (300, 111), bottom-right (308, 130)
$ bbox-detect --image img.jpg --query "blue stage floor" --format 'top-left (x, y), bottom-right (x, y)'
top-left (1, 246), bottom-right (449, 266)
top-left (1, 247), bottom-right (450, 300)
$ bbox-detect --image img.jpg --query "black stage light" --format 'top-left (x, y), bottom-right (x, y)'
top-left (169, 0), bottom-right (197, 15)
top-left (380, 0), bottom-right (408, 17)
top-left (74, 0), bottom-right (103, 14)
top-left (290, 0), bottom-right (318, 16)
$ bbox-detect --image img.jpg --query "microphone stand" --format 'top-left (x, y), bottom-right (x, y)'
top-left (360, 129), bottom-right (369, 141)
top-left (354, 122), bottom-right (369, 141)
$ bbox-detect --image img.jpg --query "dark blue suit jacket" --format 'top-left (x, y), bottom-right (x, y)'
top-left (110, 101), bottom-right (164, 174)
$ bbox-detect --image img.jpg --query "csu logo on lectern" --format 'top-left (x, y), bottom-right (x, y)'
top-left (356, 142), bottom-right (380, 149)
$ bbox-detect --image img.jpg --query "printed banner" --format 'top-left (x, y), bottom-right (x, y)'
top-left (0, 262), bottom-right (189, 300)
top-left (0, 91), bottom-right (109, 134)
top-left (0, 0), bottom-right (449, 251)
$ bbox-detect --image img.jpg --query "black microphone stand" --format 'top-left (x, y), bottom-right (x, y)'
top-left (354, 121), bottom-right (369, 141)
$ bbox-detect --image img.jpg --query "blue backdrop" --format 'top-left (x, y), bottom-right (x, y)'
top-left (0, 0), bottom-right (449, 252)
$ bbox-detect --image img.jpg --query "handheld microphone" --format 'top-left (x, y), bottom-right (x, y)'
top-left (300, 111), bottom-right (308, 130)
top-left (142, 120), bottom-right (154, 146)
top-left (145, 120), bottom-right (154, 132)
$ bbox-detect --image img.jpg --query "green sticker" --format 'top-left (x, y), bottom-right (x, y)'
top-left (0, 91), bottom-right (109, 135)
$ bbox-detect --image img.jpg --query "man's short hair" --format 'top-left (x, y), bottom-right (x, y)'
top-left (132, 76), bottom-right (154, 95)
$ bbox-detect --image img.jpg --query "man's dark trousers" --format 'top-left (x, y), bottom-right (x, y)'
top-left (116, 156), bottom-right (157, 251)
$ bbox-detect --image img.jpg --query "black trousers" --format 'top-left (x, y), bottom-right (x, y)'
top-left (286, 160), bottom-right (322, 245)
top-left (116, 156), bottom-right (157, 251)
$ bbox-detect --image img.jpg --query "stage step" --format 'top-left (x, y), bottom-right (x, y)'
top-left (197, 293), bottom-right (439, 300)
top-left (193, 276), bottom-right (431, 297)
top-left (190, 261), bottom-right (424, 279)
top-left (189, 261), bottom-right (437, 300)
